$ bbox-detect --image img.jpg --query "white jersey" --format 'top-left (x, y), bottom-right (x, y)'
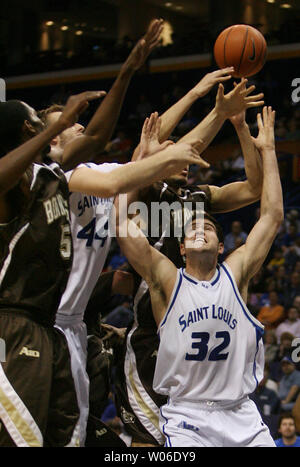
top-left (56, 162), bottom-right (120, 320)
top-left (153, 262), bottom-right (265, 403)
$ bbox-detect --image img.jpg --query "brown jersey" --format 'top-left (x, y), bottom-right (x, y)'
top-left (0, 162), bottom-right (73, 326)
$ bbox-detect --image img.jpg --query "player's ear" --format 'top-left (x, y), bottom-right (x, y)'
top-left (22, 120), bottom-right (38, 139)
top-left (218, 242), bottom-right (224, 255)
top-left (180, 240), bottom-right (186, 258)
top-left (51, 136), bottom-right (59, 146)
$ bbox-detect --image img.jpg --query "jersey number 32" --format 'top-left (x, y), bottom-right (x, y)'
top-left (185, 331), bottom-right (230, 362)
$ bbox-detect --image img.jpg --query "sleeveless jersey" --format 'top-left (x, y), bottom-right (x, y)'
top-left (0, 162), bottom-right (72, 326)
top-left (153, 263), bottom-right (265, 402)
top-left (56, 162), bottom-right (120, 320)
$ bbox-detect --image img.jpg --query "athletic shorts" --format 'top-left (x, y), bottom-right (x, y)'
top-left (115, 325), bottom-right (166, 446)
top-left (0, 311), bottom-right (79, 447)
top-left (160, 397), bottom-right (276, 447)
top-left (55, 315), bottom-right (89, 447)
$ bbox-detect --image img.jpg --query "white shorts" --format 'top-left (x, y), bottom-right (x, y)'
top-left (55, 315), bottom-right (89, 447)
top-left (160, 397), bottom-right (276, 447)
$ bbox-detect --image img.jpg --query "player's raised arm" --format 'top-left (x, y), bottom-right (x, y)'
top-left (61, 19), bottom-right (164, 170)
top-left (0, 94), bottom-right (91, 198)
top-left (178, 78), bottom-right (264, 153)
top-left (226, 106), bottom-right (284, 299)
top-left (115, 195), bottom-right (177, 326)
top-left (68, 114), bottom-right (209, 198)
top-left (208, 106), bottom-right (263, 213)
top-left (131, 67), bottom-right (234, 160)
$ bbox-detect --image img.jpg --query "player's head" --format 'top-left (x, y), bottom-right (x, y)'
top-left (39, 104), bottom-right (85, 163)
top-left (278, 414), bottom-right (297, 439)
top-left (180, 211), bottom-right (224, 264)
top-left (0, 100), bottom-right (44, 159)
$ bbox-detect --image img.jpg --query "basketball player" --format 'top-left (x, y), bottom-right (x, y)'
top-left (117, 106), bottom-right (282, 447)
top-left (0, 93), bottom-right (100, 447)
top-left (39, 106), bottom-right (207, 446)
top-left (115, 82), bottom-right (265, 446)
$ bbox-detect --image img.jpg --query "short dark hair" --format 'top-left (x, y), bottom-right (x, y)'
top-left (181, 210), bottom-right (224, 244)
top-left (38, 104), bottom-right (64, 125)
top-left (278, 413), bottom-right (295, 429)
top-left (0, 100), bottom-right (32, 158)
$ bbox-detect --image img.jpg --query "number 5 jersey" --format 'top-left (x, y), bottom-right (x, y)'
top-left (0, 162), bottom-right (72, 326)
top-left (153, 263), bottom-right (265, 402)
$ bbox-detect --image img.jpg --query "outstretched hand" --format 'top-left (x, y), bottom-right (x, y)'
top-left (216, 78), bottom-right (264, 119)
top-left (251, 106), bottom-right (276, 152)
top-left (191, 67), bottom-right (234, 98)
top-left (123, 19), bottom-right (164, 72)
top-left (58, 91), bottom-right (107, 129)
top-left (139, 112), bottom-right (174, 159)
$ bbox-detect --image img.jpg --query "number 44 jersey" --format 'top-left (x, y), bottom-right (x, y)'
top-left (153, 264), bottom-right (265, 403)
top-left (56, 162), bottom-right (120, 320)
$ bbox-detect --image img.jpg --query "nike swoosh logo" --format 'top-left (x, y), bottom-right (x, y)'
top-left (249, 40), bottom-right (256, 61)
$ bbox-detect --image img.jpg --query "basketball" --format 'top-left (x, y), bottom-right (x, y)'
top-left (214, 24), bottom-right (267, 78)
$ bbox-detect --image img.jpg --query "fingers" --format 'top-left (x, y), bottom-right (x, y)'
top-left (217, 83), bottom-right (225, 99)
top-left (160, 140), bottom-right (174, 150)
top-left (145, 18), bottom-right (164, 50)
top-left (80, 90), bottom-right (107, 101)
top-left (257, 112), bottom-right (263, 131)
top-left (244, 92), bottom-right (264, 102)
top-left (214, 67), bottom-right (234, 81)
top-left (246, 100), bottom-right (264, 108)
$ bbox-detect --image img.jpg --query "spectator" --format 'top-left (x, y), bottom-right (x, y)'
top-left (275, 307), bottom-right (300, 344)
top-left (275, 413), bottom-right (300, 447)
top-left (284, 272), bottom-right (300, 308)
top-left (293, 295), bottom-right (300, 314)
top-left (273, 265), bottom-right (289, 294)
top-left (264, 330), bottom-right (280, 364)
top-left (223, 220), bottom-right (247, 255)
top-left (278, 356), bottom-right (300, 412)
top-left (274, 332), bottom-right (296, 363)
top-left (267, 247), bottom-right (285, 271)
top-left (257, 291), bottom-right (285, 330)
top-left (251, 363), bottom-right (280, 417)
top-left (281, 223), bottom-right (298, 251)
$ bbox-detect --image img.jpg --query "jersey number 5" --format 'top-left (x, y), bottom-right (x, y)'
top-left (60, 224), bottom-right (72, 260)
top-left (185, 331), bottom-right (230, 362)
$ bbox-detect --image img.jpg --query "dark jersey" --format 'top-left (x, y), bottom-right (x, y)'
top-left (0, 162), bottom-right (73, 326)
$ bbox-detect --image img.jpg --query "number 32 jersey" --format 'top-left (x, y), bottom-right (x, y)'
top-left (153, 263), bottom-right (265, 402)
top-left (56, 162), bottom-right (120, 320)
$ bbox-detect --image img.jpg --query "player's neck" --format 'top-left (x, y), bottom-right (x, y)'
top-left (283, 435), bottom-right (297, 446)
top-left (185, 255), bottom-right (217, 282)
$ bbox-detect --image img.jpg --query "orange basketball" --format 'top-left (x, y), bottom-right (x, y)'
top-left (214, 24), bottom-right (267, 78)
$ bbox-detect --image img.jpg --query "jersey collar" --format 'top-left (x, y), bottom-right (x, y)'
top-left (181, 265), bottom-right (220, 287)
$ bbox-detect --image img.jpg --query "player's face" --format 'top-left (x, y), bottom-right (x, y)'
top-left (47, 111), bottom-right (85, 147)
top-left (165, 166), bottom-right (189, 188)
top-left (279, 419), bottom-right (296, 439)
top-left (182, 219), bottom-right (224, 258)
top-left (21, 102), bottom-right (44, 133)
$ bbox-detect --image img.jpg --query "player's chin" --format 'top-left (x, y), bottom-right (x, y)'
top-left (166, 173), bottom-right (188, 186)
